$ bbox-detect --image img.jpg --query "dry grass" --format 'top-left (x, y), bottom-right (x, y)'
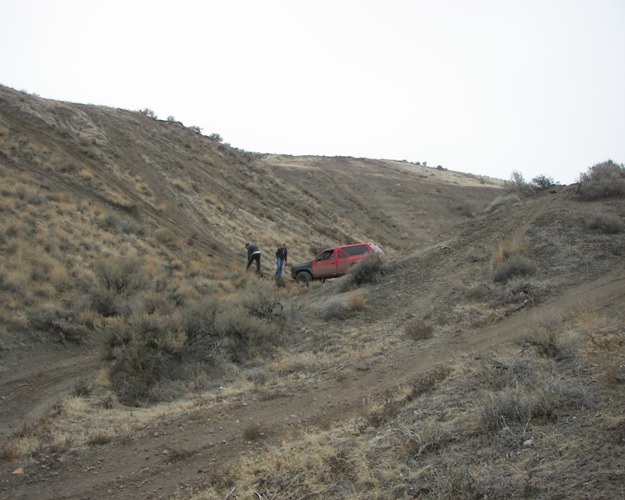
top-left (198, 308), bottom-right (623, 499)
top-left (404, 320), bottom-right (434, 341)
top-left (2, 86), bottom-right (625, 498)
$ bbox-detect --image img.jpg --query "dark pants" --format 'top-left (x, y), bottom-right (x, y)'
top-left (247, 253), bottom-right (261, 272)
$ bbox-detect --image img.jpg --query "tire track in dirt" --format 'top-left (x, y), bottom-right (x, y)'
top-left (0, 349), bottom-right (100, 441)
top-left (2, 267), bottom-right (623, 499)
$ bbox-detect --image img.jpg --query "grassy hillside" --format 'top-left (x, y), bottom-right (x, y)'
top-left (1, 84), bottom-right (624, 499)
top-left (0, 84), bottom-right (501, 351)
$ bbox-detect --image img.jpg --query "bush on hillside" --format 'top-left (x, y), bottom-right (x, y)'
top-left (322, 300), bottom-right (352, 320)
top-left (587, 214), bottom-right (624, 234)
top-left (179, 297), bottom-right (229, 366)
top-left (90, 256), bottom-right (148, 317)
top-left (491, 255), bottom-right (536, 283)
top-left (530, 174), bottom-right (556, 190)
top-left (104, 313), bottom-right (185, 405)
top-left (340, 253), bottom-right (384, 290)
top-left (577, 160), bottom-right (625, 200)
top-left (484, 194), bottom-right (520, 214)
top-left (138, 108), bottom-right (157, 119)
top-left (94, 256), bottom-right (146, 296)
top-left (240, 276), bottom-right (284, 320)
top-left (503, 171), bottom-right (557, 196)
top-left (503, 171), bottom-right (534, 196)
top-left (100, 277), bottom-right (289, 405)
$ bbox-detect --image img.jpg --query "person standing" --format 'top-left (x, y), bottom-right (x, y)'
top-left (275, 243), bottom-right (288, 276)
top-left (245, 243), bottom-right (261, 273)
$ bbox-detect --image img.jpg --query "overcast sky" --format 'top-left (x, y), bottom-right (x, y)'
top-left (2, 0), bottom-right (624, 184)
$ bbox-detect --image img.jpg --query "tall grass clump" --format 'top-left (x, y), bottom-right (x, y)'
top-left (577, 160), bottom-right (625, 200)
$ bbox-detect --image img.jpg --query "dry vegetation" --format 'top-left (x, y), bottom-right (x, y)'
top-left (1, 84), bottom-right (624, 499)
top-left (200, 308), bottom-right (624, 499)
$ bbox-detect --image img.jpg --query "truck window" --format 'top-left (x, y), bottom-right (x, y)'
top-left (315, 249), bottom-right (335, 261)
top-left (343, 245), bottom-right (368, 256)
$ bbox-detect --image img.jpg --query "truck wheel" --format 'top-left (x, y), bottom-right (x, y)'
top-left (296, 272), bottom-right (312, 285)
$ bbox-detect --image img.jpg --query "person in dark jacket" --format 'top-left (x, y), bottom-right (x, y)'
top-left (275, 243), bottom-right (288, 276)
top-left (245, 243), bottom-right (261, 273)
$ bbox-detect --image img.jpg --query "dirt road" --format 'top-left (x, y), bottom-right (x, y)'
top-left (1, 267), bottom-right (623, 499)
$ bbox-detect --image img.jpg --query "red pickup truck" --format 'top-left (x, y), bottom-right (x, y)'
top-left (290, 242), bottom-right (383, 284)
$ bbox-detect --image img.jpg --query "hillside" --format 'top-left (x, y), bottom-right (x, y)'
top-left (1, 85), bottom-right (624, 499)
top-left (0, 84), bottom-right (501, 260)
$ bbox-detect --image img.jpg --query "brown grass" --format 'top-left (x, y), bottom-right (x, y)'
top-left (194, 302), bottom-right (622, 498)
top-left (404, 320), bottom-right (434, 341)
top-left (2, 86), bottom-right (625, 498)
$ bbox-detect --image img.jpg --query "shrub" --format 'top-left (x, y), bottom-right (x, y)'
top-left (587, 214), bottom-right (624, 234)
top-left (530, 174), bottom-right (556, 190)
top-left (404, 320), bottom-right (434, 341)
top-left (341, 253), bottom-right (384, 290)
top-left (98, 280), bottom-right (291, 405)
top-left (105, 313), bottom-right (186, 405)
top-left (153, 228), bottom-right (178, 248)
top-left (484, 194), bottom-right (520, 214)
top-left (348, 291), bottom-right (366, 311)
top-left (309, 243), bottom-right (330, 257)
top-left (522, 329), bottom-right (570, 361)
top-left (467, 282), bottom-right (492, 300)
top-left (90, 288), bottom-right (136, 317)
top-left (481, 358), bottom-right (540, 392)
top-left (322, 300), bottom-right (351, 320)
top-left (491, 255), bottom-right (536, 283)
top-left (480, 387), bottom-right (551, 432)
top-left (171, 178), bottom-right (188, 191)
top-left (93, 256), bottom-right (146, 296)
top-left (407, 365), bottom-right (452, 400)
top-left (240, 277), bottom-right (284, 321)
top-left (72, 378), bottom-right (93, 397)
top-left (452, 202), bottom-right (475, 218)
top-left (139, 108), bottom-right (157, 119)
top-left (503, 171), bottom-right (534, 195)
top-left (180, 298), bottom-right (222, 362)
top-left (215, 306), bottom-right (281, 362)
top-left (87, 433), bottom-right (113, 446)
top-left (577, 160), bottom-right (625, 200)
top-left (361, 390), bottom-right (400, 429)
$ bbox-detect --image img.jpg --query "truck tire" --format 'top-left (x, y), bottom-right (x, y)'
top-left (296, 271), bottom-right (312, 285)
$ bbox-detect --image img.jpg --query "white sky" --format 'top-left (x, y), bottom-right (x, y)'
top-left (2, 0), bottom-right (624, 185)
